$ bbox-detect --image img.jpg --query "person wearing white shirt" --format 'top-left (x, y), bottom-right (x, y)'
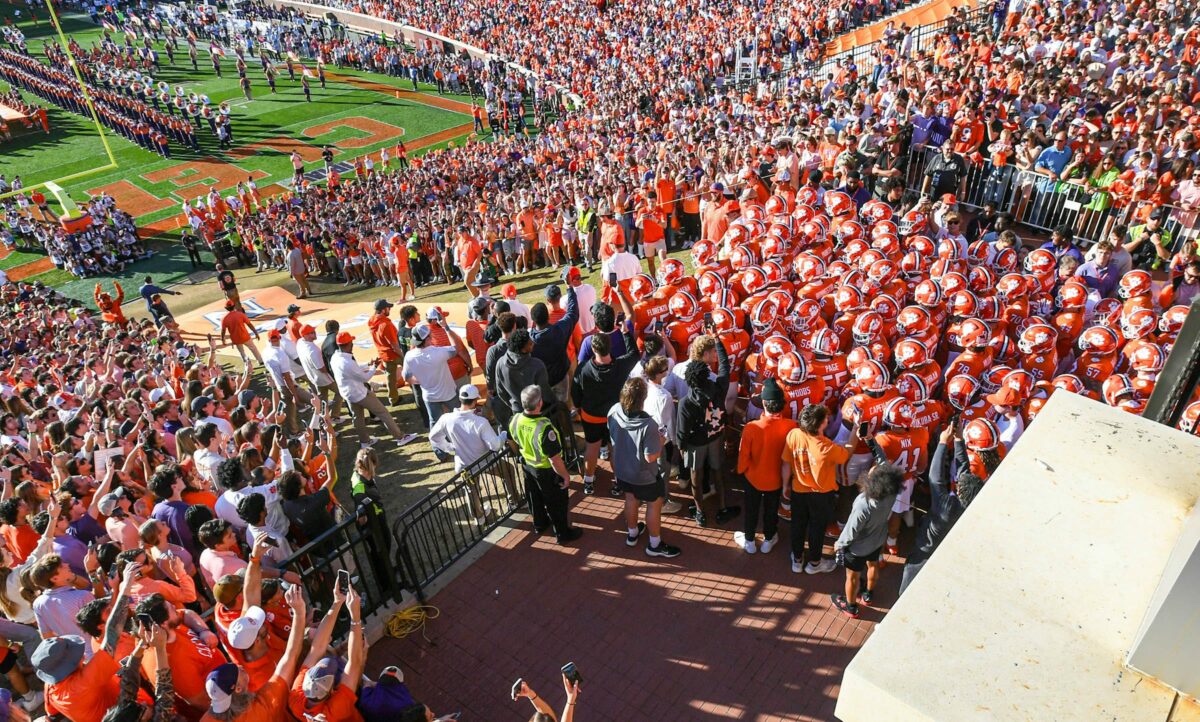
top-left (428, 385), bottom-right (518, 523)
top-left (329, 331), bottom-right (407, 447)
top-left (501, 286), bottom-right (532, 325)
top-left (192, 422), bottom-right (227, 488)
top-left (296, 324), bottom-right (344, 419)
top-left (639, 356), bottom-right (683, 515)
top-left (261, 330), bottom-right (309, 432)
top-left (565, 268), bottom-right (597, 334)
top-left (191, 395), bottom-right (234, 442)
top-left (213, 459), bottom-right (289, 537)
top-left (986, 387), bottom-right (1026, 453)
top-left (601, 246), bottom-right (642, 284)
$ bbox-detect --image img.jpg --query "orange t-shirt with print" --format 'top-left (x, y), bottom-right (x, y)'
top-left (200, 675), bottom-right (289, 722)
top-left (47, 648), bottom-right (153, 722)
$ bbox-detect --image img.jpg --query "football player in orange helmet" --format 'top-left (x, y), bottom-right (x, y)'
top-left (629, 273), bottom-right (670, 335)
top-left (664, 291), bottom-right (705, 359)
top-left (944, 318), bottom-right (996, 380)
top-left (775, 351), bottom-right (828, 421)
top-left (1051, 280), bottom-right (1089, 359)
top-left (655, 257), bottom-right (699, 300)
top-left (1015, 322), bottom-right (1059, 381)
top-left (945, 373), bottom-right (994, 423)
top-left (1118, 307), bottom-right (1159, 372)
top-left (962, 417), bottom-right (1006, 481)
top-left (1128, 342), bottom-right (1164, 399)
top-left (896, 372), bottom-right (951, 431)
top-left (711, 308), bottom-right (751, 402)
top-left (1072, 325), bottom-right (1121, 389)
top-left (838, 360), bottom-right (899, 486)
top-left (872, 397), bottom-right (930, 555)
top-left (850, 310), bottom-right (893, 367)
top-left (807, 328), bottom-right (850, 406)
top-left (1117, 269), bottom-right (1155, 316)
top-left (893, 338), bottom-right (943, 397)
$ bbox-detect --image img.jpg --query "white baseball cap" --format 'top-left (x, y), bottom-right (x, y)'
top-left (226, 606), bottom-right (266, 650)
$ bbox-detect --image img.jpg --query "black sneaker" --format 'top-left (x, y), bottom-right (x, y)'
top-left (582, 482), bottom-right (595, 496)
top-left (831, 593), bottom-right (861, 618)
top-left (860, 588), bottom-right (874, 606)
top-left (556, 528), bottom-right (583, 545)
top-left (610, 483), bottom-right (623, 498)
top-left (646, 541), bottom-right (681, 558)
top-left (626, 522), bottom-right (646, 547)
top-left (693, 509), bottom-right (708, 528)
top-left (715, 506), bottom-right (741, 524)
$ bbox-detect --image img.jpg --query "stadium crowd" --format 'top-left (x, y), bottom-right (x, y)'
top-left (2, 0), bottom-right (1200, 717)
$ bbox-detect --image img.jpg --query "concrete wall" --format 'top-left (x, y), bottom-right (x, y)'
top-left (836, 391), bottom-right (1200, 722)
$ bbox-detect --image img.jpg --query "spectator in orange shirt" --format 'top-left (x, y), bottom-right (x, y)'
top-left (0, 497), bottom-right (39, 563)
top-left (368, 299), bottom-right (403, 406)
top-left (201, 585), bottom-right (307, 722)
top-left (288, 586), bottom-right (367, 722)
top-left (36, 563), bottom-right (150, 722)
top-left (735, 379), bottom-right (797, 554)
top-left (465, 295), bottom-right (494, 371)
top-left (783, 404), bottom-right (859, 575)
top-left (220, 301), bottom-right (263, 370)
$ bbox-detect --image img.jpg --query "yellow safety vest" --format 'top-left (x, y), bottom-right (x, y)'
top-left (509, 413), bottom-right (554, 468)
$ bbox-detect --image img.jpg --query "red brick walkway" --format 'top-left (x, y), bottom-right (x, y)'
top-left (367, 490), bottom-right (900, 721)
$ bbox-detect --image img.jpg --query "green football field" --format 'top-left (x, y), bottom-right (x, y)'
top-left (0, 7), bottom-right (474, 218)
top-left (0, 5), bottom-right (480, 298)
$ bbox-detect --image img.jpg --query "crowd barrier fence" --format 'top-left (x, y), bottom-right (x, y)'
top-left (391, 447), bottom-right (527, 601)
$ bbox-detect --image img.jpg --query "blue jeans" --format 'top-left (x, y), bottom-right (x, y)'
top-left (425, 398), bottom-right (455, 429)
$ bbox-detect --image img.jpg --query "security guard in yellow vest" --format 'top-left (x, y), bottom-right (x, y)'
top-left (509, 384), bottom-right (582, 545)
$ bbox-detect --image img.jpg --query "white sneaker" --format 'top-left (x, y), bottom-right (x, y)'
top-left (19, 690), bottom-right (43, 713)
top-left (733, 531), bottom-right (756, 554)
top-left (360, 438), bottom-right (377, 448)
top-left (790, 554), bottom-right (803, 573)
top-left (759, 535), bottom-right (778, 554)
top-left (805, 559), bottom-right (837, 575)
top-left (661, 499), bottom-right (683, 514)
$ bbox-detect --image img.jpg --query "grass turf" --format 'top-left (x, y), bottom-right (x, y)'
top-left (1, 7), bottom-right (472, 226)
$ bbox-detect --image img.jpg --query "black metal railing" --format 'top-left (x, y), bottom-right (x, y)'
top-left (278, 502), bottom-right (403, 636)
top-left (391, 447), bottom-right (526, 601)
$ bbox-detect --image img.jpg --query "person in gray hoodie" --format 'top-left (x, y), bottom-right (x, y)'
top-left (832, 463), bottom-right (903, 618)
top-left (607, 378), bottom-right (681, 558)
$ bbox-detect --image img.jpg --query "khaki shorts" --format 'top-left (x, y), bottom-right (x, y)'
top-left (641, 240), bottom-right (665, 258)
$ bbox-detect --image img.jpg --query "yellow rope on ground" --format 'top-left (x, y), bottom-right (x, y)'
top-left (385, 604), bottom-right (440, 642)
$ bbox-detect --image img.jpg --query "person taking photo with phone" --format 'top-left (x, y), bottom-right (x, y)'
top-left (512, 671), bottom-right (581, 722)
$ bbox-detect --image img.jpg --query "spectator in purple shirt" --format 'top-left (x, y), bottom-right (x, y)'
top-left (31, 510), bottom-right (89, 576)
top-left (1075, 241), bottom-right (1121, 298)
top-left (148, 465), bottom-right (198, 559)
top-left (1039, 224), bottom-right (1086, 265)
